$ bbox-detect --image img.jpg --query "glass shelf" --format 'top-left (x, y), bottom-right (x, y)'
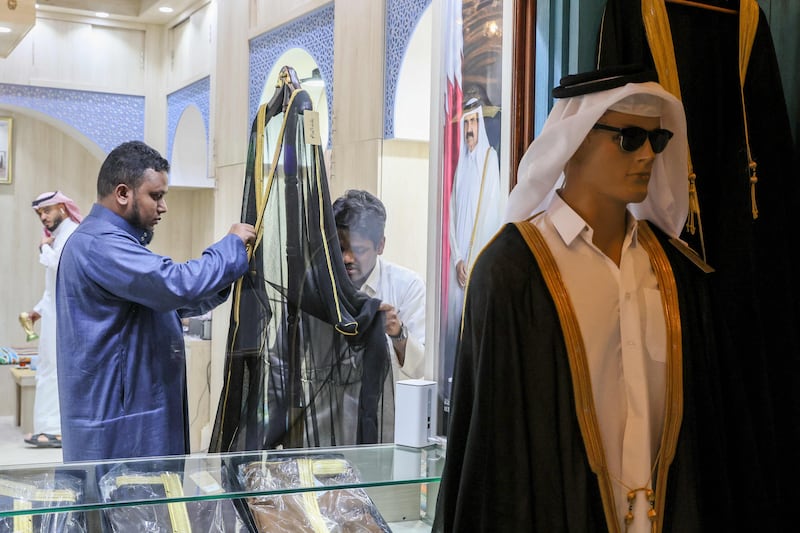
top-left (0, 443), bottom-right (444, 519)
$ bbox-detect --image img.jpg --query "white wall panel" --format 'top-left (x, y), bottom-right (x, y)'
top-left (167, 2), bottom-right (214, 90)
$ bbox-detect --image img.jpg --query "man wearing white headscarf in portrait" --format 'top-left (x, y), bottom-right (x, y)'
top-left (443, 97), bottom-right (503, 412)
top-left (434, 66), bottom-right (742, 533)
top-left (24, 191), bottom-right (83, 448)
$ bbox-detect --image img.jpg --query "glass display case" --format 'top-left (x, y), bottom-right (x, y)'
top-left (0, 443), bottom-right (444, 532)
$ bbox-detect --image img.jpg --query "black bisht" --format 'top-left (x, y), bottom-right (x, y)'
top-left (209, 66), bottom-right (392, 453)
top-left (597, 2), bottom-right (800, 530)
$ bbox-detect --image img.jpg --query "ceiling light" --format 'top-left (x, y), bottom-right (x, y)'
top-left (159, 7), bottom-right (174, 13)
top-left (95, 12), bottom-right (109, 18)
top-left (0, 27), bottom-right (11, 34)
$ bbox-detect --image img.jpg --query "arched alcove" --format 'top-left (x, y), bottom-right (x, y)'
top-left (262, 48), bottom-right (330, 149)
top-left (393, 5), bottom-right (433, 141)
top-left (379, 4), bottom-right (433, 282)
top-left (170, 105), bottom-right (213, 188)
top-left (0, 109), bottom-right (100, 346)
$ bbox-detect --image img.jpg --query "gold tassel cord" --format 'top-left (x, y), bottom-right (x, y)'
top-left (622, 487), bottom-right (658, 533)
top-left (685, 172), bottom-right (707, 260)
top-left (641, 0), bottom-right (703, 257)
top-left (685, 172), bottom-right (698, 235)
top-left (749, 161), bottom-right (758, 219)
top-left (642, 0), bottom-right (761, 256)
top-left (739, 0), bottom-right (760, 219)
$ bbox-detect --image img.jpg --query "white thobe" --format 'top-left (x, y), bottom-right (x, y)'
top-left (33, 217), bottom-right (79, 435)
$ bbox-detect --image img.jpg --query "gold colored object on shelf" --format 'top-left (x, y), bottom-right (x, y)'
top-left (18, 312), bottom-right (39, 342)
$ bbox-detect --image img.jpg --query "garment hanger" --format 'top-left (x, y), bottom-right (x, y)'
top-left (665, 0), bottom-right (738, 15)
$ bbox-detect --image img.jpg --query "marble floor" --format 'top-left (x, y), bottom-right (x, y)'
top-left (0, 415), bottom-right (62, 467)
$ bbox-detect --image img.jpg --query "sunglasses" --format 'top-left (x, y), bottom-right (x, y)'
top-left (592, 123), bottom-right (674, 154)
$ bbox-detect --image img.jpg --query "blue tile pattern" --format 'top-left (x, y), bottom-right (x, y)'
top-left (248, 4), bottom-right (334, 146)
top-left (384, 0), bottom-right (432, 138)
top-left (0, 82), bottom-right (144, 154)
top-left (166, 76), bottom-right (210, 161)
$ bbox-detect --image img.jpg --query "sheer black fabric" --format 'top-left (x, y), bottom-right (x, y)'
top-left (210, 67), bottom-right (392, 453)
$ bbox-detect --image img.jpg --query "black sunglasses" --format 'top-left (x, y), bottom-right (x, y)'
top-left (592, 123), bottom-right (674, 154)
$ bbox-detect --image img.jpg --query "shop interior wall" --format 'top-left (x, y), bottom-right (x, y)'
top-left (0, 13), bottom-right (151, 346)
top-left (0, 115), bottom-right (99, 346)
top-left (5, 0), bottom-right (795, 445)
top-left (2, 0), bottom-right (456, 417)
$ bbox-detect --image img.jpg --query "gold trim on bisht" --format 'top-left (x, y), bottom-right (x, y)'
top-left (641, 0), bottom-right (761, 262)
top-left (514, 220), bottom-right (684, 533)
top-left (638, 221), bottom-right (684, 533)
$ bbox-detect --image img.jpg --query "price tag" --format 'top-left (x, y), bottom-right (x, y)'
top-left (190, 471), bottom-right (224, 494)
top-left (304, 110), bottom-right (322, 146)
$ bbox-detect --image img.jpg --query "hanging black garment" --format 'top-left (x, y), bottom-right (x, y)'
top-left (597, 2), bottom-right (800, 531)
top-left (209, 66), bottom-right (392, 453)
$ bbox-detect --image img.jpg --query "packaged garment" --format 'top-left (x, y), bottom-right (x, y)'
top-left (98, 462), bottom-right (251, 532)
top-left (0, 471), bottom-right (86, 532)
top-left (236, 456), bottom-right (390, 532)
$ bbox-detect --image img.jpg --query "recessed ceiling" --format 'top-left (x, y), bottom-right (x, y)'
top-left (33, 1), bottom-right (201, 23)
top-left (1, 0), bottom-right (204, 58)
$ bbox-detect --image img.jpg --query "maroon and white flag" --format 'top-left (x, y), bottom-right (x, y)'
top-left (441, 0), bottom-right (463, 311)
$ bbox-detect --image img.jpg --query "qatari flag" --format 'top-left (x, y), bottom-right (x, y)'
top-left (441, 0), bottom-right (462, 312)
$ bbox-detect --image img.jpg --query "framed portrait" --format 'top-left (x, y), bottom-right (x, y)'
top-left (0, 117), bottom-right (12, 184)
top-left (438, 0), bottom-right (509, 433)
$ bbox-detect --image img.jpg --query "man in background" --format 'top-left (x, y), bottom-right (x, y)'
top-left (23, 191), bottom-right (83, 448)
top-left (56, 140), bottom-right (256, 461)
top-left (333, 189), bottom-right (426, 383)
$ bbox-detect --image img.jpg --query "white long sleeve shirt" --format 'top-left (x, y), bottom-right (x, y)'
top-left (533, 193), bottom-right (666, 533)
top-left (359, 257), bottom-right (426, 383)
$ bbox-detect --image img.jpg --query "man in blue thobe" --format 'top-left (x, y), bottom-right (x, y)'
top-left (56, 140), bottom-right (256, 462)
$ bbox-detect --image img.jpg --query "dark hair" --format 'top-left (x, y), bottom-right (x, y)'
top-left (332, 189), bottom-right (386, 245)
top-left (97, 141), bottom-right (170, 197)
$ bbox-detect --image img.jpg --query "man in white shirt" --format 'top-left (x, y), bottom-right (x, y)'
top-left (24, 191), bottom-right (83, 448)
top-left (333, 190), bottom-right (425, 384)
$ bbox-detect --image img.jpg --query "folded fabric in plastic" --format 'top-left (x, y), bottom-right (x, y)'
top-left (99, 463), bottom-right (250, 532)
top-left (238, 456), bottom-right (390, 532)
top-left (0, 471), bottom-right (86, 533)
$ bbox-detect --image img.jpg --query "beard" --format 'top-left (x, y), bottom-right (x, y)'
top-left (465, 131), bottom-right (477, 151)
top-left (129, 197), bottom-right (144, 228)
top-left (47, 215), bottom-right (64, 232)
top-left (128, 197), bottom-right (156, 240)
